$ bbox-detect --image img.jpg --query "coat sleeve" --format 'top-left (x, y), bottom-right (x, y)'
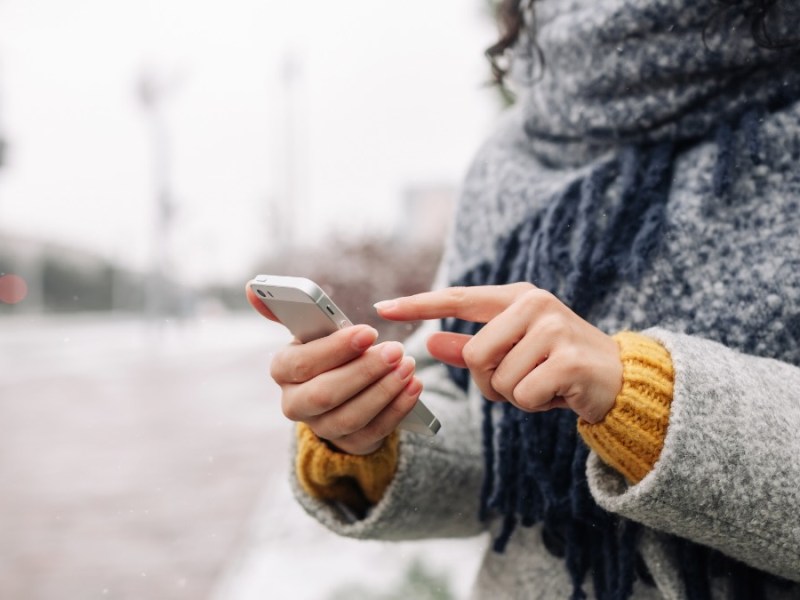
top-left (587, 327), bottom-right (800, 582)
top-left (289, 317), bottom-right (487, 541)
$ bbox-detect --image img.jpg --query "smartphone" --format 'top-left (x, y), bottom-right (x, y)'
top-left (248, 274), bottom-right (441, 436)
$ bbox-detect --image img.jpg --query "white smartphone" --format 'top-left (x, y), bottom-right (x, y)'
top-left (248, 274), bottom-right (441, 436)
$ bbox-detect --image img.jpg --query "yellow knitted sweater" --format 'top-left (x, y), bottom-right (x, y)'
top-left (295, 331), bottom-right (674, 505)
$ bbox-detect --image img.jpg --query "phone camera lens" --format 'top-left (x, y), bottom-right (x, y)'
top-left (256, 289), bottom-right (266, 298)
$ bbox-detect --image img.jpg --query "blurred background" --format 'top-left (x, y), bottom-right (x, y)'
top-left (0, 0), bottom-right (506, 597)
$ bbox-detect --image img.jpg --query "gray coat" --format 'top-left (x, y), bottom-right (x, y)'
top-left (292, 1), bottom-right (800, 597)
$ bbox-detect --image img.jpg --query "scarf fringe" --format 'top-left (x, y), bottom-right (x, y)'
top-left (443, 106), bottom-right (791, 599)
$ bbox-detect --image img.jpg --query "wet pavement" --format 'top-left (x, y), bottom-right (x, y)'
top-left (0, 314), bottom-right (283, 599)
top-left (0, 314), bottom-right (484, 600)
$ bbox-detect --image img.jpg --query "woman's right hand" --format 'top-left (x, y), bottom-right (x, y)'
top-left (246, 287), bottom-right (422, 455)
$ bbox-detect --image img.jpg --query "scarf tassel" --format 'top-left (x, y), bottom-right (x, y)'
top-left (444, 110), bottom-right (789, 598)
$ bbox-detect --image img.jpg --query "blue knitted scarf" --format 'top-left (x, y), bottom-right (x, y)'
top-left (443, 100), bottom-right (800, 600)
top-left (440, 4), bottom-right (800, 597)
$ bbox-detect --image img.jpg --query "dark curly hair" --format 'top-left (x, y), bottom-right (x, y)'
top-left (486, 0), bottom-right (800, 89)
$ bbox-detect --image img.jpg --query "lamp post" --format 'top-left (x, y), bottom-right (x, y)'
top-left (268, 51), bottom-right (305, 259)
top-left (136, 67), bottom-right (180, 322)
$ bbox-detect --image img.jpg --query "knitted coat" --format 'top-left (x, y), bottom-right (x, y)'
top-left (292, 1), bottom-right (800, 598)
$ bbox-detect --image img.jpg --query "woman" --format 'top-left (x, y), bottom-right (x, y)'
top-left (247, 1), bottom-right (800, 597)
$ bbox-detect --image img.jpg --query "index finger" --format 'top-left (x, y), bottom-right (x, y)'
top-left (245, 284), bottom-right (279, 322)
top-left (374, 283), bottom-right (535, 323)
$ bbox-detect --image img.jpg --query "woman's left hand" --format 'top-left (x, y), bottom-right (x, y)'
top-left (374, 283), bottom-right (622, 424)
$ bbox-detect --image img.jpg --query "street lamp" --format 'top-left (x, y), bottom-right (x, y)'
top-left (136, 66), bottom-right (181, 321)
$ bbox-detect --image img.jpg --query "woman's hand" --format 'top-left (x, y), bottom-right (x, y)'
top-left (246, 286), bottom-right (422, 455)
top-left (374, 283), bottom-right (622, 424)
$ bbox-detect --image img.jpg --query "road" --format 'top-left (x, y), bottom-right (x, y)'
top-left (0, 313), bottom-right (484, 600)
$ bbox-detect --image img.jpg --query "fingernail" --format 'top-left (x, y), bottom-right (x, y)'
top-left (395, 356), bottom-right (415, 379)
top-left (405, 378), bottom-right (423, 396)
top-left (373, 300), bottom-right (397, 312)
top-left (351, 327), bottom-right (378, 350)
top-left (380, 341), bottom-right (404, 364)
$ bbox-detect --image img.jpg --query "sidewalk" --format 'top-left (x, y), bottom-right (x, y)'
top-left (0, 313), bottom-right (485, 599)
top-left (0, 314), bottom-right (284, 599)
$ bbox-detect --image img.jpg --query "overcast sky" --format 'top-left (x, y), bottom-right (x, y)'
top-left (0, 0), bottom-right (499, 284)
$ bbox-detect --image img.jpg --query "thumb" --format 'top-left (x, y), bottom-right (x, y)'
top-left (426, 332), bottom-right (471, 368)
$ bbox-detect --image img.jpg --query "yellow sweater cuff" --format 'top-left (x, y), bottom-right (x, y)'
top-left (295, 423), bottom-right (400, 509)
top-left (578, 331), bottom-right (674, 484)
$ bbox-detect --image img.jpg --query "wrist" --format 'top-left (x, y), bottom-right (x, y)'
top-left (295, 423), bottom-right (401, 505)
top-left (577, 331), bottom-right (674, 483)
top-left (323, 436), bottom-right (384, 456)
top-left (580, 331), bottom-right (624, 424)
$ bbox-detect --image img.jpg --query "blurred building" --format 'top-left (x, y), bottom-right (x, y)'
top-left (0, 232), bottom-right (145, 313)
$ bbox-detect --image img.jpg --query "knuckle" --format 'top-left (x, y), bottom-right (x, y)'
top-left (281, 396), bottom-right (300, 421)
top-left (461, 338), bottom-right (484, 369)
top-left (272, 348), bottom-right (315, 384)
top-left (308, 414), bottom-right (340, 441)
top-left (538, 313), bottom-right (568, 339)
top-left (518, 288), bottom-right (555, 312)
top-left (361, 419), bottom-right (391, 443)
top-left (559, 351), bottom-right (585, 381)
top-left (476, 379), bottom-right (502, 402)
top-left (288, 357), bottom-right (314, 383)
top-left (490, 369), bottom-right (512, 398)
top-left (515, 393), bottom-right (542, 413)
top-left (304, 385), bottom-right (337, 414)
top-left (359, 349), bottom-right (390, 381)
top-left (330, 413), bottom-right (362, 437)
top-left (512, 379), bottom-right (543, 412)
top-left (511, 281), bottom-right (536, 296)
top-left (537, 289), bottom-right (560, 308)
top-left (269, 352), bottom-right (287, 382)
top-left (447, 286), bottom-right (468, 306)
top-left (513, 396), bottom-right (534, 412)
top-left (310, 422), bottom-right (336, 442)
top-left (568, 389), bottom-right (590, 414)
